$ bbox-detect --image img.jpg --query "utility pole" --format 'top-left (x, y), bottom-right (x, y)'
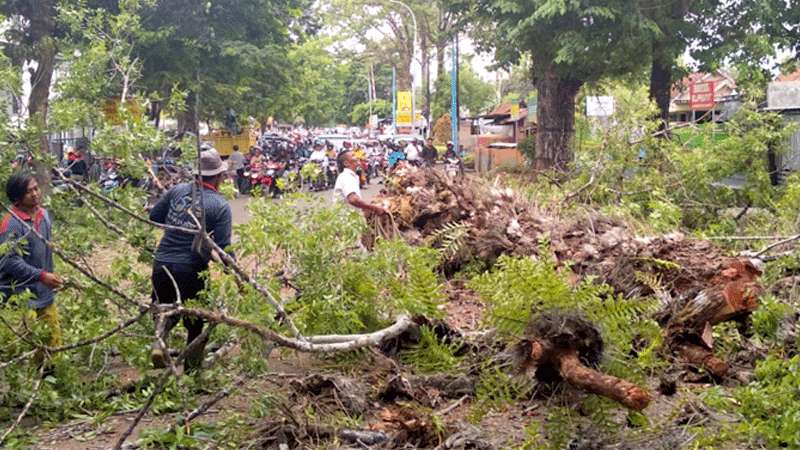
top-left (392, 66), bottom-right (397, 131)
top-left (450, 33), bottom-right (459, 153)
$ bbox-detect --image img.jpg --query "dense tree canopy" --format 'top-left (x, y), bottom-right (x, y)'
top-left (461, 0), bottom-right (653, 170)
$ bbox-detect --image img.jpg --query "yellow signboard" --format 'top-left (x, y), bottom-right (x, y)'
top-left (397, 90), bottom-right (412, 125)
top-left (510, 99), bottom-right (520, 118)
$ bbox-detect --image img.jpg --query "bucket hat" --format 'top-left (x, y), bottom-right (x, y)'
top-left (194, 148), bottom-right (228, 176)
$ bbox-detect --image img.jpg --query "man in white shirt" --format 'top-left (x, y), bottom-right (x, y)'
top-left (334, 150), bottom-right (387, 215)
top-left (309, 143), bottom-right (328, 163)
top-left (404, 140), bottom-right (420, 164)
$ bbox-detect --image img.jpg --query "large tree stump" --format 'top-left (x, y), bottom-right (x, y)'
top-left (515, 312), bottom-right (651, 411)
top-left (662, 260), bottom-right (762, 377)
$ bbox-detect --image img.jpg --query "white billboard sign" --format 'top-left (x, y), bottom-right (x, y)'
top-left (586, 96), bottom-right (615, 117)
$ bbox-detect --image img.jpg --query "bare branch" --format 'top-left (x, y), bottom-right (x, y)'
top-left (0, 364), bottom-right (45, 445)
top-left (173, 307), bottom-right (413, 353)
top-left (755, 233), bottom-right (800, 257)
top-left (112, 369), bottom-right (171, 450)
top-left (177, 375), bottom-right (247, 427)
top-left (0, 350), bottom-right (37, 371)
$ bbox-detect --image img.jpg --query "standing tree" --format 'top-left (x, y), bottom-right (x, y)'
top-left (134, 0), bottom-right (310, 132)
top-left (431, 62), bottom-right (494, 120)
top-left (463, 0), bottom-right (652, 171)
top-left (0, 0), bottom-right (59, 124)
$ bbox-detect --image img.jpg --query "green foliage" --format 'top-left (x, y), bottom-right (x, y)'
top-left (426, 221), bottom-right (469, 263)
top-left (518, 135), bottom-right (535, 164)
top-left (468, 363), bottom-right (532, 423)
top-left (547, 81), bottom-right (799, 235)
top-left (431, 62), bottom-right (496, 119)
top-left (751, 295), bottom-right (794, 342)
top-left (400, 326), bottom-right (463, 374)
top-left (350, 99), bottom-right (391, 127)
top-left (234, 196), bottom-right (443, 336)
top-left (702, 355), bottom-right (800, 449)
top-left (131, 0), bottom-right (313, 124)
top-left (469, 253), bottom-right (662, 380)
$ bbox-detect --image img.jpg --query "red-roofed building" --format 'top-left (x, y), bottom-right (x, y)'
top-left (777, 68), bottom-right (800, 82)
top-left (669, 70), bottom-right (742, 123)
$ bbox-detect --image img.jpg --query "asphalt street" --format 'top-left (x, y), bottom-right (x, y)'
top-left (229, 179), bottom-right (384, 225)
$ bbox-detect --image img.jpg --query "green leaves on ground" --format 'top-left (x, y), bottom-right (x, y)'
top-left (234, 196), bottom-right (444, 336)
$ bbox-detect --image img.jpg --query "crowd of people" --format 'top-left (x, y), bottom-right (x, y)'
top-left (224, 131), bottom-right (463, 199)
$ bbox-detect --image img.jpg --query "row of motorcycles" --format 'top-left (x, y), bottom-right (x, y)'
top-left (240, 151), bottom-right (385, 197)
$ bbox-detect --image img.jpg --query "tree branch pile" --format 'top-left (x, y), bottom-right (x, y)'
top-left (369, 167), bottom-right (765, 384)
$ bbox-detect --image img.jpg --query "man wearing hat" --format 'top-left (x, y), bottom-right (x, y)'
top-left (148, 148), bottom-right (233, 372)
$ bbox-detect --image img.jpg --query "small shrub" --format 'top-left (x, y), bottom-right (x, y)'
top-left (400, 326), bottom-right (462, 374)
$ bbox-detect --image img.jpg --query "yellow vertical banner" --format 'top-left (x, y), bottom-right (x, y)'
top-left (510, 99), bottom-right (520, 118)
top-left (397, 91), bottom-right (412, 126)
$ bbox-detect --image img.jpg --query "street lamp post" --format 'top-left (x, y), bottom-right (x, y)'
top-left (358, 74), bottom-right (373, 126)
top-left (387, 0), bottom-right (417, 135)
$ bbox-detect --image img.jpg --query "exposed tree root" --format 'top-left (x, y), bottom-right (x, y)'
top-left (515, 312), bottom-right (651, 410)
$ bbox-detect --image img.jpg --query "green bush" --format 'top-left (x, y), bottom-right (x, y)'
top-left (234, 196), bottom-right (444, 336)
top-left (518, 135), bottom-right (535, 164)
top-left (468, 253), bottom-right (662, 380)
top-left (703, 355), bottom-right (800, 448)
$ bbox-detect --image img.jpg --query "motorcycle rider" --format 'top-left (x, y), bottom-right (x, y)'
top-left (387, 142), bottom-right (406, 170)
top-left (421, 138), bottom-right (438, 167)
top-left (444, 141), bottom-right (457, 159)
top-left (404, 140), bottom-right (420, 166)
top-left (309, 142), bottom-right (328, 164)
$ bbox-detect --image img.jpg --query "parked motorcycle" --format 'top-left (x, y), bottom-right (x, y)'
top-left (262, 159), bottom-right (285, 198)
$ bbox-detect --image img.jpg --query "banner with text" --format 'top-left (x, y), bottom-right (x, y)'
top-left (397, 91), bottom-right (412, 125)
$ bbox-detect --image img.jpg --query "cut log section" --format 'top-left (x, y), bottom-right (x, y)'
top-left (662, 259), bottom-right (763, 377)
top-left (515, 312), bottom-right (651, 411)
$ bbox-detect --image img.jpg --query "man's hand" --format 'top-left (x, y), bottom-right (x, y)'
top-left (40, 272), bottom-right (64, 290)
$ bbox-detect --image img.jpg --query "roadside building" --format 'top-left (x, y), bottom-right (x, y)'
top-left (765, 69), bottom-right (800, 174)
top-left (669, 70), bottom-right (743, 123)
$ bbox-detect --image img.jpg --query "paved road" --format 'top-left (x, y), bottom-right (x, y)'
top-left (230, 180), bottom-right (384, 225)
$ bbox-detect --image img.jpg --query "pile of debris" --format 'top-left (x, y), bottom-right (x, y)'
top-left (369, 167), bottom-right (764, 403)
top-left (370, 166), bottom-right (751, 298)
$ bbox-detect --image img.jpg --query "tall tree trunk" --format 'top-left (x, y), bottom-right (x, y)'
top-left (396, 61), bottom-right (412, 93)
top-left (421, 34), bottom-right (431, 136)
top-left (649, 44), bottom-right (672, 132)
top-left (435, 43), bottom-right (446, 81)
top-left (27, 0), bottom-right (58, 186)
top-left (534, 65), bottom-right (582, 172)
top-left (178, 92), bottom-right (199, 135)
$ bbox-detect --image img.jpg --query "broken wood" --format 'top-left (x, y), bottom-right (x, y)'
top-left (558, 349), bottom-right (651, 410)
top-left (661, 259), bottom-right (762, 377)
top-left (370, 168), bottom-right (766, 382)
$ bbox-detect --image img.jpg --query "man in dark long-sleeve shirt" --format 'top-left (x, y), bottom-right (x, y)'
top-left (0, 172), bottom-right (64, 356)
top-left (149, 149), bottom-right (232, 371)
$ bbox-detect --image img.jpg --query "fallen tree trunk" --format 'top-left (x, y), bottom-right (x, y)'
top-left (558, 349), bottom-right (651, 410)
top-left (661, 259), bottom-right (762, 377)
